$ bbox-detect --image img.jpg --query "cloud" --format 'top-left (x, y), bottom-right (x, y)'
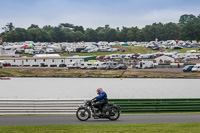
top-left (0, 0), bottom-right (199, 33)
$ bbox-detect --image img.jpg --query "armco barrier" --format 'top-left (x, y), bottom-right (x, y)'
top-left (109, 99), bottom-right (200, 113)
top-left (0, 99), bottom-right (200, 115)
top-left (0, 100), bottom-right (83, 115)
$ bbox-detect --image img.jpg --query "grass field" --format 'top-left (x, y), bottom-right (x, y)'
top-left (17, 46), bottom-right (199, 57)
top-left (0, 123), bottom-right (199, 133)
top-left (166, 47), bottom-right (199, 53)
top-left (18, 46), bottom-right (155, 57)
top-left (1, 68), bottom-right (200, 78)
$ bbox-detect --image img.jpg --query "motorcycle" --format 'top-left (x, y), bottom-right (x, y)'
top-left (76, 100), bottom-right (120, 121)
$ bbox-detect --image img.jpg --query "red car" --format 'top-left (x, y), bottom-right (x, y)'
top-left (96, 56), bottom-right (105, 60)
top-left (3, 63), bottom-right (11, 67)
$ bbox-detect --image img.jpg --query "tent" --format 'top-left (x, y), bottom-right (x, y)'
top-left (92, 43), bottom-right (98, 46)
top-left (121, 43), bottom-right (128, 46)
top-left (22, 45), bottom-right (30, 49)
top-left (28, 45), bottom-right (34, 49)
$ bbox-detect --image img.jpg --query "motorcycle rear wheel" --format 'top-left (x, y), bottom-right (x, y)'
top-left (76, 108), bottom-right (90, 121)
top-left (108, 107), bottom-right (120, 121)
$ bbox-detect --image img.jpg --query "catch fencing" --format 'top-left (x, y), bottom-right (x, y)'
top-left (0, 99), bottom-right (200, 115)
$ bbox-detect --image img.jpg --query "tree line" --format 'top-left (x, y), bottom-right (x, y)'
top-left (0, 14), bottom-right (200, 43)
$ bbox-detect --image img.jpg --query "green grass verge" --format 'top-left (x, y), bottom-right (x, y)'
top-left (0, 123), bottom-right (200, 133)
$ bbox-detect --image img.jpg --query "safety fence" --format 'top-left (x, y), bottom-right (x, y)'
top-left (109, 98), bottom-right (200, 113)
top-left (0, 100), bottom-right (83, 115)
top-left (0, 99), bottom-right (200, 115)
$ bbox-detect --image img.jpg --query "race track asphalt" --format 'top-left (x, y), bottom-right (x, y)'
top-left (0, 114), bottom-right (200, 126)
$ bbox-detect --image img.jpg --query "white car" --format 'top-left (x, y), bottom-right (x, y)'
top-left (191, 64), bottom-right (200, 72)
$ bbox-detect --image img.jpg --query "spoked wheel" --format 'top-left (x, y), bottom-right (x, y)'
top-left (76, 108), bottom-right (90, 121)
top-left (108, 107), bottom-right (120, 121)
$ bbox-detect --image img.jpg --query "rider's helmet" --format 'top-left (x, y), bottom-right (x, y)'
top-left (97, 88), bottom-right (103, 94)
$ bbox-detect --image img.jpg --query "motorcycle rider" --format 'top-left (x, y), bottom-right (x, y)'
top-left (93, 88), bottom-right (108, 115)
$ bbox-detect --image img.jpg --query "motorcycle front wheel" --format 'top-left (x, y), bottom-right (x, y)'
top-left (108, 107), bottom-right (120, 121)
top-left (76, 108), bottom-right (90, 121)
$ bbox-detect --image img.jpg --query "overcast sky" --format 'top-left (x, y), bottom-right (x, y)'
top-left (0, 0), bottom-right (199, 33)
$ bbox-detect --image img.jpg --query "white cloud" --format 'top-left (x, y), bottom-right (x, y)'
top-left (0, 3), bottom-right (199, 33)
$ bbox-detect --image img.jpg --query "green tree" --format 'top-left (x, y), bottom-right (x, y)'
top-left (119, 27), bottom-right (129, 42)
top-left (74, 31), bottom-right (84, 42)
top-left (127, 27), bottom-right (140, 41)
top-left (96, 28), bottom-right (106, 41)
top-left (164, 22), bottom-right (180, 40)
top-left (2, 22), bottom-right (15, 32)
top-left (85, 28), bottom-right (98, 42)
top-left (179, 14), bottom-right (196, 24)
top-left (74, 26), bottom-right (84, 33)
top-left (28, 24), bottom-right (40, 29)
top-left (106, 29), bottom-right (118, 42)
top-left (27, 28), bottom-right (42, 42)
top-left (15, 28), bottom-right (27, 42)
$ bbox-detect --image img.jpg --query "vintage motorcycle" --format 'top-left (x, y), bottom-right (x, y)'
top-left (76, 100), bottom-right (120, 121)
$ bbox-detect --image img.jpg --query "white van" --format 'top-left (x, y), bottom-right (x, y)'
top-left (191, 64), bottom-right (200, 72)
top-left (93, 62), bottom-right (107, 69)
top-left (67, 62), bottom-right (80, 69)
top-left (109, 54), bottom-right (121, 59)
top-left (136, 61), bottom-right (154, 69)
top-left (80, 62), bottom-right (93, 69)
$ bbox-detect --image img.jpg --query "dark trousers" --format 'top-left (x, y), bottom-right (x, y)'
top-left (94, 101), bottom-right (107, 112)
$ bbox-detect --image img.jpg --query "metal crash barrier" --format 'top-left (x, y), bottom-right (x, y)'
top-left (0, 100), bottom-right (83, 115)
top-left (0, 99), bottom-right (200, 115)
top-left (109, 98), bottom-right (200, 113)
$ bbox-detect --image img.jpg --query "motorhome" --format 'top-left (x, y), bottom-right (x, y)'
top-left (80, 62), bottom-right (93, 69)
top-left (105, 61), bottom-right (118, 69)
top-left (136, 61), bottom-right (154, 69)
top-left (93, 62), bottom-right (107, 69)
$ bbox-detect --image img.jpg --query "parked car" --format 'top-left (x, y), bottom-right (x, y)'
top-left (80, 50), bottom-right (88, 53)
top-left (173, 46), bottom-right (183, 49)
top-left (191, 64), bottom-right (200, 72)
top-left (103, 55), bottom-right (111, 60)
top-left (182, 58), bottom-right (191, 62)
top-left (113, 64), bottom-right (127, 70)
top-left (96, 56), bottom-right (105, 60)
top-left (182, 65), bottom-right (194, 72)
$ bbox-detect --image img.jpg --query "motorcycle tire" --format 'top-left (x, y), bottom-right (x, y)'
top-left (108, 107), bottom-right (120, 121)
top-left (76, 108), bottom-right (90, 121)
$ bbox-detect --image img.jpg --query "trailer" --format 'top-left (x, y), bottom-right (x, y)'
top-left (136, 61), bottom-right (154, 69)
